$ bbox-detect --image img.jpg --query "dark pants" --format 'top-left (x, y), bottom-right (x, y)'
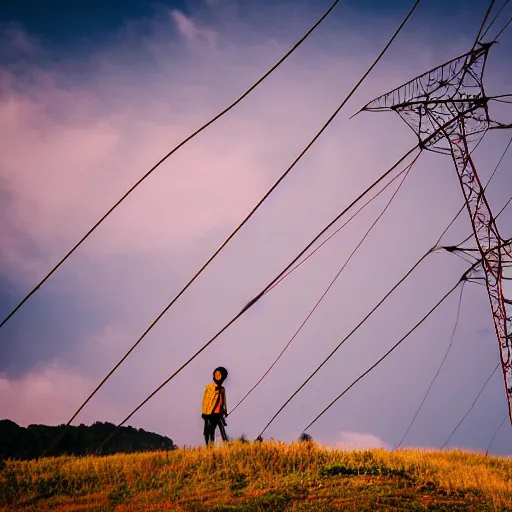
top-left (203, 414), bottom-right (228, 445)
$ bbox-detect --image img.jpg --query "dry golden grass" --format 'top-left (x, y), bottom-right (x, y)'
top-left (1, 441), bottom-right (511, 511)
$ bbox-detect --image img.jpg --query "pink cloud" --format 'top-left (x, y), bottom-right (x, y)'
top-left (171, 10), bottom-right (217, 47)
top-left (0, 363), bottom-right (119, 426)
top-left (334, 431), bottom-right (392, 450)
top-left (0, 64), bottom-right (270, 283)
top-left (1, 23), bottom-right (41, 57)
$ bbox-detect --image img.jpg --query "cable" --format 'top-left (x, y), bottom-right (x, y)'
top-left (57, 0), bottom-right (423, 438)
top-left (251, 117), bottom-right (494, 296)
top-left (257, 248), bottom-right (434, 438)
top-left (396, 280), bottom-right (466, 449)
top-left (230, 154), bottom-right (418, 416)
top-left (473, 0), bottom-right (496, 48)
top-left (266, 164), bottom-right (412, 294)
top-left (466, 278), bottom-right (487, 287)
top-left (276, 128), bottom-right (508, 297)
top-left (492, 134), bottom-right (512, 220)
top-left (485, 413), bottom-right (508, 455)
top-left (484, 136), bottom-right (512, 190)
top-left (285, 246), bottom-right (502, 437)
top-left (451, 249), bottom-right (478, 266)
top-left (496, 195), bottom-right (512, 219)
top-left (440, 363), bottom-right (500, 450)
top-left (0, 0), bottom-right (348, 330)
top-left (256, 188), bottom-right (493, 438)
top-left (481, 0), bottom-right (511, 40)
top-left (301, 269), bottom-right (470, 435)
top-left (494, 13), bottom-right (512, 40)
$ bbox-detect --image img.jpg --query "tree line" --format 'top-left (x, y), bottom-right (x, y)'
top-left (0, 419), bottom-right (175, 460)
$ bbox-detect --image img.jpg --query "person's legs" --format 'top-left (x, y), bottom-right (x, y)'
top-left (211, 414), bottom-right (228, 442)
top-left (203, 416), bottom-right (215, 445)
top-left (218, 418), bottom-right (228, 441)
top-left (208, 418), bottom-right (216, 444)
top-left (203, 417), bottom-right (209, 445)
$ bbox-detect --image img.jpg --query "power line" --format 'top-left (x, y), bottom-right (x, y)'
top-left (299, 247), bottom-right (509, 439)
top-left (473, 0), bottom-right (496, 48)
top-left (458, 252), bottom-right (479, 264)
top-left (440, 363), bottom-right (500, 450)
top-left (396, 280), bottom-right (466, 449)
top-left (230, 154), bottom-right (419, 416)
top-left (301, 267), bottom-right (472, 435)
top-left (266, 164), bottom-right (412, 294)
top-left (257, 247), bottom-right (434, 438)
top-left (262, 251), bottom-right (496, 438)
top-left (491, 136), bottom-right (512, 222)
top-left (481, 0), bottom-right (511, 40)
top-left (496, 195), bottom-right (512, 219)
top-left (485, 413), bottom-right (508, 455)
top-left (484, 136), bottom-right (512, 190)
top-left (494, 13), bottom-right (512, 40)
top-left (55, 0), bottom-right (423, 439)
top-left (256, 190), bottom-right (495, 438)
top-left (0, 0), bottom-right (348, 330)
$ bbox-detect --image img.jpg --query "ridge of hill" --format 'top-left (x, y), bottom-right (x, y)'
top-left (0, 419), bottom-right (175, 460)
top-left (1, 440), bottom-right (511, 511)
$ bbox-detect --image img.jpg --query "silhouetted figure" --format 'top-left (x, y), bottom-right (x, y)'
top-left (201, 367), bottom-right (228, 445)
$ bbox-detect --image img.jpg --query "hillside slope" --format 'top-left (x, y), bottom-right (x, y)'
top-left (1, 441), bottom-right (511, 511)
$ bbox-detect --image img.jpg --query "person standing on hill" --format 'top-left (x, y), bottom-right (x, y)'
top-left (201, 367), bottom-right (229, 445)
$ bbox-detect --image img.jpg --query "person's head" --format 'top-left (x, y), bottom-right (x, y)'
top-left (213, 366), bottom-right (228, 385)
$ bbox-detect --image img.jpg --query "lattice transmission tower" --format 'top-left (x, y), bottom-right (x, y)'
top-left (357, 41), bottom-right (512, 424)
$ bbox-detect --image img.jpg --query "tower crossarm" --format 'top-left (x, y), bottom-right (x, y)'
top-left (357, 44), bottom-right (493, 150)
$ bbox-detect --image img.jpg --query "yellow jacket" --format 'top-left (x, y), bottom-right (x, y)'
top-left (202, 383), bottom-right (227, 415)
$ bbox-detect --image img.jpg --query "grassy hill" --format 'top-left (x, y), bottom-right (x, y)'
top-left (1, 440), bottom-right (511, 511)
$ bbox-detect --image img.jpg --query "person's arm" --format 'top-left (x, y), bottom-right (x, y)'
top-left (202, 386), bottom-right (210, 416)
top-left (222, 388), bottom-right (228, 416)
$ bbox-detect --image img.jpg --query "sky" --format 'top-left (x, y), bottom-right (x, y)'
top-left (1, 0), bottom-right (512, 455)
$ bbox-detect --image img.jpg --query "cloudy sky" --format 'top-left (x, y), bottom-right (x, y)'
top-left (1, 0), bottom-right (511, 455)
